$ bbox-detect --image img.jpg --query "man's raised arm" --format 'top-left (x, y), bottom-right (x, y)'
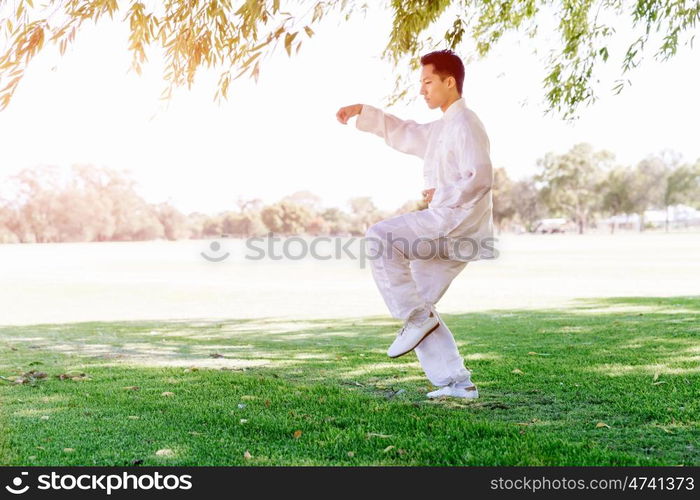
top-left (336, 103), bottom-right (434, 159)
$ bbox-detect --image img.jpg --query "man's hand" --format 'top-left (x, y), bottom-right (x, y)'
top-left (336, 104), bottom-right (363, 124)
top-left (422, 188), bottom-right (435, 204)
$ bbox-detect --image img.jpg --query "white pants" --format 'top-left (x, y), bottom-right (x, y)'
top-left (365, 213), bottom-right (471, 387)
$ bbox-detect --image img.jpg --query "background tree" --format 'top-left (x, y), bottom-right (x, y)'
top-left (304, 214), bottom-right (329, 235)
top-left (235, 197), bottom-right (264, 215)
top-left (347, 196), bottom-right (382, 235)
top-left (71, 164), bottom-right (118, 241)
top-left (186, 211), bottom-right (209, 239)
top-left (281, 190), bottom-right (323, 213)
top-left (202, 213), bottom-right (224, 237)
top-left (509, 175), bottom-right (544, 233)
top-left (221, 209), bottom-right (267, 236)
top-left (630, 154), bottom-right (671, 232)
top-left (320, 206), bottom-right (352, 235)
top-left (7, 165), bottom-right (63, 243)
top-left (2, 1), bottom-right (698, 117)
top-left (690, 160), bottom-right (700, 210)
top-left (260, 200), bottom-right (312, 235)
top-left (661, 161), bottom-right (700, 232)
top-left (100, 169), bottom-right (164, 241)
top-left (0, 202), bottom-right (20, 243)
top-left (1, 164), bottom-right (169, 242)
top-left (536, 143), bottom-right (613, 234)
top-left (156, 202), bottom-right (190, 240)
top-left (600, 165), bottom-right (635, 234)
top-left (492, 166), bottom-right (516, 234)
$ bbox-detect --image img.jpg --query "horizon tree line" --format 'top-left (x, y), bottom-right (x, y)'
top-left (1, 143), bottom-right (698, 243)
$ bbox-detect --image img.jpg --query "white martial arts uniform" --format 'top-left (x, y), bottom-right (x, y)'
top-left (355, 96), bottom-right (495, 387)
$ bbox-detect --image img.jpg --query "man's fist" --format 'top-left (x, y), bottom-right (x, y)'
top-left (336, 104), bottom-right (363, 124)
top-left (422, 188), bottom-right (436, 204)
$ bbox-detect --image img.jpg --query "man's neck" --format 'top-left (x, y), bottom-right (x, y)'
top-left (440, 94), bottom-right (461, 113)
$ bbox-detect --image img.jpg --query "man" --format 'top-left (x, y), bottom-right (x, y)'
top-left (335, 49), bottom-right (495, 399)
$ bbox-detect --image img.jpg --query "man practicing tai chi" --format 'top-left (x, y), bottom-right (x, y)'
top-left (335, 49), bottom-right (495, 399)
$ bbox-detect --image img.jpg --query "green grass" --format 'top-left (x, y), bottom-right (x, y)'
top-left (0, 296), bottom-right (698, 466)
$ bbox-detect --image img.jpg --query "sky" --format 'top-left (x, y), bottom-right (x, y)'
top-left (0, 2), bottom-right (699, 214)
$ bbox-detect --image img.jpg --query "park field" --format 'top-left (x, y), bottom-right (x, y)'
top-left (0, 232), bottom-right (698, 465)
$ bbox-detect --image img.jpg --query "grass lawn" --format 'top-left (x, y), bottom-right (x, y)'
top-left (0, 295), bottom-right (698, 466)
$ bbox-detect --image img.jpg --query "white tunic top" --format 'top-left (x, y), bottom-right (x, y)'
top-left (355, 97), bottom-right (495, 262)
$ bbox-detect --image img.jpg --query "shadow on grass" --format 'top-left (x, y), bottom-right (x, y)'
top-left (0, 295), bottom-right (698, 465)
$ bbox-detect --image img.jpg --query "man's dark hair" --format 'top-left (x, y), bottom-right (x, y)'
top-left (420, 49), bottom-right (465, 95)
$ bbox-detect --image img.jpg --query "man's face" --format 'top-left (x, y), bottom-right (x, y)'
top-left (420, 64), bottom-right (453, 109)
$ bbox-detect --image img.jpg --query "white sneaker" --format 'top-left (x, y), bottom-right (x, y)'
top-left (387, 311), bottom-right (440, 358)
top-left (426, 381), bottom-right (479, 399)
